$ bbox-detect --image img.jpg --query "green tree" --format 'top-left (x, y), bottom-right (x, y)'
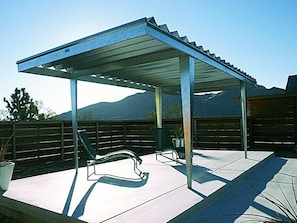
top-left (78, 111), bottom-right (92, 120)
top-left (35, 100), bottom-right (58, 120)
top-left (143, 104), bottom-right (199, 119)
top-left (3, 88), bottom-right (56, 121)
top-left (0, 109), bottom-right (8, 121)
top-left (143, 104), bottom-right (182, 119)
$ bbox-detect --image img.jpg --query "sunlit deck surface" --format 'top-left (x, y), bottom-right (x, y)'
top-left (1, 150), bottom-right (296, 223)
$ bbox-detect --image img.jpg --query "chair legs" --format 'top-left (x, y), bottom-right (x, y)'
top-left (156, 150), bottom-right (178, 162)
top-left (87, 160), bottom-right (96, 180)
top-left (86, 158), bottom-right (143, 180)
top-left (133, 158), bottom-right (143, 176)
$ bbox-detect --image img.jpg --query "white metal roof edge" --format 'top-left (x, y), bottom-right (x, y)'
top-left (17, 20), bottom-right (149, 72)
top-left (16, 16), bottom-right (256, 87)
top-left (16, 18), bottom-right (148, 65)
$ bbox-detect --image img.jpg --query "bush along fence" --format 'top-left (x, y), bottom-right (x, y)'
top-left (0, 116), bottom-right (296, 164)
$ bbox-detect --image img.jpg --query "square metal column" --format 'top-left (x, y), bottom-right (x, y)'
top-left (155, 87), bottom-right (163, 128)
top-left (70, 79), bottom-right (79, 173)
top-left (240, 81), bottom-right (248, 158)
top-left (180, 55), bottom-right (195, 189)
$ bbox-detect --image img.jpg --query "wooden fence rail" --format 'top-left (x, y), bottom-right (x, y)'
top-left (0, 117), bottom-right (296, 164)
top-left (248, 93), bottom-right (297, 152)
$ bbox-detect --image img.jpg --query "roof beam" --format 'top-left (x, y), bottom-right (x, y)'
top-left (69, 49), bottom-right (181, 79)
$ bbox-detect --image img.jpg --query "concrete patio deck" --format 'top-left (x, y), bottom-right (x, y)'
top-left (0, 150), bottom-right (295, 223)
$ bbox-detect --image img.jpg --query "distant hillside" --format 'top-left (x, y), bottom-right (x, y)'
top-left (59, 85), bottom-right (285, 120)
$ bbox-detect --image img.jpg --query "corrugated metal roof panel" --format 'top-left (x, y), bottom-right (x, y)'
top-left (17, 17), bottom-right (256, 94)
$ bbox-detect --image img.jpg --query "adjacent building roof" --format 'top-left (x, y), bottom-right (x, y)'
top-left (17, 17), bottom-right (256, 94)
top-left (286, 75), bottom-right (297, 93)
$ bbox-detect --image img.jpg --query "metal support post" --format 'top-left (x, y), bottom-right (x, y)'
top-left (240, 81), bottom-right (248, 159)
top-left (155, 87), bottom-right (163, 128)
top-left (70, 79), bottom-right (79, 172)
top-left (180, 55), bottom-right (195, 189)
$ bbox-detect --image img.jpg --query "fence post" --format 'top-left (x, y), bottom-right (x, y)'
top-left (193, 118), bottom-right (197, 149)
top-left (248, 117), bottom-right (253, 150)
top-left (295, 97), bottom-right (297, 145)
top-left (96, 121), bottom-right (99, 150)
top-left (61, 122), bottom-right (64, 160)
top-left (12, 122), bottom-right (16, 161)
top-left (37, 125), bottom-right (40, 159)
top-left (124, 122), bottom-right (127, 150)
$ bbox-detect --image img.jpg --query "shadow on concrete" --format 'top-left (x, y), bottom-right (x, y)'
top-left (97, 172), bottom-right (149, 187)
top-left (62, 173), bottom-right (78, 216)
top-left (72, 182), bottom-right (97, 218)
top-left (186, 157), bottom-right (288, 223)
top-left (192, 151), bottom-right (220, 160)
top-left (70, 172), bottom-right (149, 218)
top-left (173, 163), bottom-right (229, 185)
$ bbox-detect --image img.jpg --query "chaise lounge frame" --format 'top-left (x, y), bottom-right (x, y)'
top-left (151, 127), bottom-right (185, 161)
top-left (77, 130), bottom-right (143, 180)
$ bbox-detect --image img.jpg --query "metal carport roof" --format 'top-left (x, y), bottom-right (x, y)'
top-left (17, 17), bottom-right (257, 189)
top-left (17, 17), bottom-right (256, 94)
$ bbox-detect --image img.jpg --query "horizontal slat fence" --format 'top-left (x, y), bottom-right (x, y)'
top-left (249, 117), bottom-right (296, 150)
top-left (1, 122), bottom-right (75, 162)
top-left (0, 115), bottom-right (296, 164)
top-left (196, 117), bottom-right (242, 150)
top-left (0, 119), bottom-right (196, 163)
top-left (249, 94), bottom-right (297, 152)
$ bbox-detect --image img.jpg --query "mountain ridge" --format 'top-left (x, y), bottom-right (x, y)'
top-left (59, 85), bottom-right (285, 120)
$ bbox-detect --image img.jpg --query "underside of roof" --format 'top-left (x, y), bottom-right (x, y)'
top-left (17, 17), bottom-right (256, 94)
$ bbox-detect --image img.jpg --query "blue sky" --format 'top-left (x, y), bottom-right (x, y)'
top-left (1, 0), bottom-right (296, 114)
